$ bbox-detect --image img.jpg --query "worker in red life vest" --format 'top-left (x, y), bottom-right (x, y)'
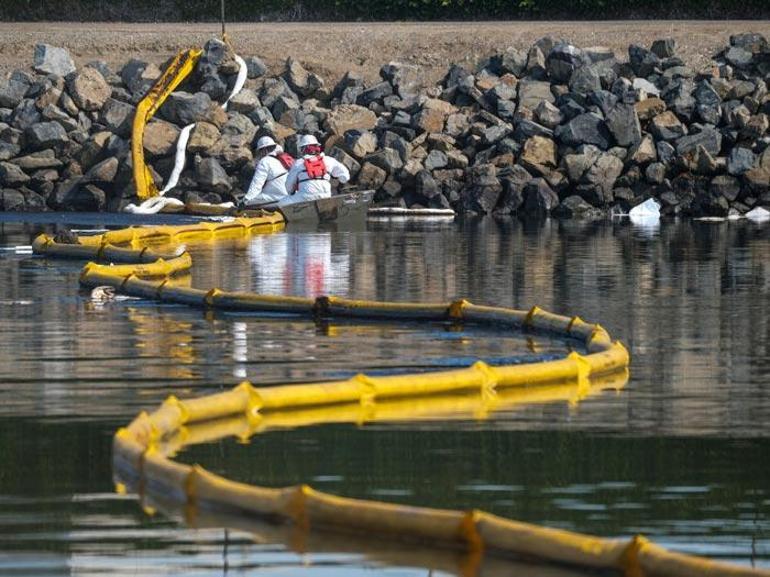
top-left (281, 134), bottom-right (350, 206)
top-left (240, 136), bottom-right (295, 208)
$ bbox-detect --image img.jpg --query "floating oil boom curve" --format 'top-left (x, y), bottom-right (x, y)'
top-left (31, 218), bottom-right (769, 577)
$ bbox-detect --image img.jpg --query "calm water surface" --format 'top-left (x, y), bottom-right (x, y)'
top-left (0, 216), bottom-right (768, 576)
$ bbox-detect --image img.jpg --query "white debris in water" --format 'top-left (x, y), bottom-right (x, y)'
top-left (745, 206), bottom-right (770, 222)
top-left (629, 198), bottom-right (661, 219)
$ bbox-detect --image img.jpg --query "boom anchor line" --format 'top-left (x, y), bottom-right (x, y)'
top-left (31, 219), bottom-right (770, 577)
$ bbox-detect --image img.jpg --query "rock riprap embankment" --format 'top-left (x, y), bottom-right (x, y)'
top-left (1, 36), bottom-right (769, 216)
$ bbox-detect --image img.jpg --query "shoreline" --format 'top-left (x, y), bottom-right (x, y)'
top-left (1, 27), bottom-right (769, 218)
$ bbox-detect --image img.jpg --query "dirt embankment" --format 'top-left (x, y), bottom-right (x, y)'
top-left (2, 21), bottom-right (770, 82)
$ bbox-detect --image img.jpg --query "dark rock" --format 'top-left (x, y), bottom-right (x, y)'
top-left (728, 147), bottom-right (757, 176)
top-left (415, 170), bottom-right (440, 199)
top-left (725, 46), bottom-right (753, 69)
top-left (10, 149), bottom-right (63, 170)
top-left (552, 194), bottom-right (603, 218)
top-left (522, 177), bottom-right (559, 216)
top-left (569, 65), bottom-right (601, 96)
top-left (196, 157), bottom-right (231, 194)
top-left (365, 148), bottom-right (403, 175)
top-left (645, 162), bottom-right (667, 184)
top-left (357, 162), bottom-right (387, 190)
top-left (555, 113), bottom-right (611, 150)
top-left (605, 103), bottom-right (642, 147)
top-left (650, 111), bottom-right (686, 141)
top-left (464, 163), bottom-right (502, 214)
top-left (164, 92), bottom-right (213, 126)
top-left (328, 146), bottom-right (361, 179)
top-left (357, 82), bottom-right (393, 106)
top-left (730, 33), bottom-right (768, 52)
top-left (0, 188), bottom-right (26, 210)
top-left (482, 124), bottom-right (512, 146)
top-left (526, 45), bottom-right (547, 79)
top-left (380, 62), bottom-right (423, 100)
top-left (0, 72), bottom-right (30, 109)
top-left (663, 79), bottom-right (696, 121)
top-left (99, 98), bottom-right (135, 137)
top-left (676, 127), bottom-right (723, 158)
top-left (588, 90), bottom-right (619, 117)
top-left (547, 43), bottom-right (584, 83)
top-left (580, 153), bottom-right (624, 205)
top-left (694, 80), bottom-right (722, 125)
top-left (0, 161), bottom-right (30, 186)
top-left (514, 119), bottom-right (554, 142)
top-left (710, 174), bottom-right (741, 201)
top-left (284, 58), bottom-right (324, 98)
top-left (535, 101), bottom-right (564, 130)
top-left (259, 78), bottom-right (297, 110)
top-left (628, 44), bottom-right (661, 77)
top-left (83, 156), bottom-right (118, 183)
top-left (651, 38), bottom-right (677, 59)
top-left (25, 121), bottom-right (68, 151)
top-left (490, 47), bottom-right (527, 77)
top-left (424, 150), bottom-right (448, 171)
top-left (495, 164), bottom-right (531, 214)
top-left (245, 56), bottom-right (268, 78)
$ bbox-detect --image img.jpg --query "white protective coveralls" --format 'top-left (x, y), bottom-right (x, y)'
top-left (243, 152), bottom-right (291, 205)
top-left (280, 154), bottom-right (351, 206)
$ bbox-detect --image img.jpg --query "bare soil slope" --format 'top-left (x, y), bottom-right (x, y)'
top-left (2, 21), bottom-right (770, 83)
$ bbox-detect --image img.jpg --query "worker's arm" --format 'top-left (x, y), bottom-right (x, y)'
top-left (243, 159), bottom-right (269, 204)
top-left (284, 160), bottom-right (301, 195)
top-left (326, 156), bottom-right (351, 184)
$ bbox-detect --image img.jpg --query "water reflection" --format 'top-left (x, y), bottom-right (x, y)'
top-left (249, 233), bottom-right (350, 296)
top-left (0, 217), bottom-right (769, 574)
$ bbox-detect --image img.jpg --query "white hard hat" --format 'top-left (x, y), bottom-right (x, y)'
top-left (256, 136), bottom-right (277, 150)
top-left (298, 134), bottom-right (320, 149)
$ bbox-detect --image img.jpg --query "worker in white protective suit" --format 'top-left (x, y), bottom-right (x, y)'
top-left (239, 136), bottom-right (295, 208)
top-left (280, 134), bottom-right (350, 206)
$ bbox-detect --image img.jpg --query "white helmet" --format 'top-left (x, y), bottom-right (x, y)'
top-left (298, 134), bottom-right (320, 149)
top-left (256, 135), bottom-right (277, 150)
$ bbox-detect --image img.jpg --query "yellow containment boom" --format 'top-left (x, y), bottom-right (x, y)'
top-left (132, 49), bottom-right (202, 201)
top-left (30, 220), bottom-right (770, 577)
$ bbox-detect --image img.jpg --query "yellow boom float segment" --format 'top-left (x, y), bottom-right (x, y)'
top-left (31, 218), bottom-right (769, 577)
top-left (132, 48), bottom-right (202, 201)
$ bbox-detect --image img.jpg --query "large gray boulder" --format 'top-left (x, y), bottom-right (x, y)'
top-left (284, 58), bottom-right (324, 98)
top-left (25, 122), bottom-right (68, 151)
top-left (555, 113), bottom-right (611, 150)
top-left (675, 128), bottom-right (723, 158)
top-left (522, 178), bottom-right (559, 216)
top-left (164, 92), bottom-right (213, 126)
top-left (99, 98), bottom-right (135, 137)
top-left (605, 104), bottom-right (642, 147)
top-left (0, 72), bottom-right (31, 109)
top-left (196, 157), bottom-right (231, 194)
top-left (33, 44), bottom-right (76, 77)
top-left (0, 161), bottom-right (30, 186)
top-left (380, 61), bottom-right (424, 100)
top-left (464, 163), bottom-right (502, 214)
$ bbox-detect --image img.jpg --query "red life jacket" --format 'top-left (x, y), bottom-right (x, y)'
top-left (276, 152), bottom-right (294, 170)
top-left (303, 155), bottom-right (327, 180)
